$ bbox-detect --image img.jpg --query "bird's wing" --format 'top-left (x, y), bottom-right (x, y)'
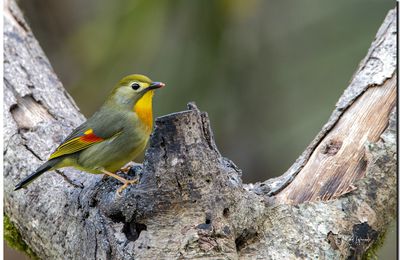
top-left (48, 126), bottom-right (122, 160)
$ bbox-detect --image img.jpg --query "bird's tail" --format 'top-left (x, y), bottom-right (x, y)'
top-left (14, 159), bottom-right (59, 191)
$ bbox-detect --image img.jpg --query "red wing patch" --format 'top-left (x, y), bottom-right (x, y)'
top-left (80, 129), bottom-right (104, 143)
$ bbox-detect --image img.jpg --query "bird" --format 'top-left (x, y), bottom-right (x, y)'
top-left (15, 74), bottom-right (165, 194)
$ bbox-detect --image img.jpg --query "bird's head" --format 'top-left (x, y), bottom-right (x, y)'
top-left (106, 74), bottom-right (165, 111)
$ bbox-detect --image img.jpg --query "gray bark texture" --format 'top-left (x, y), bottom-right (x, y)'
top-left (3, 1), bottom-right (397, 259)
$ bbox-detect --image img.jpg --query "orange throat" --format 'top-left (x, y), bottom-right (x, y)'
top-left (133, 90), bottom-right (154, 133)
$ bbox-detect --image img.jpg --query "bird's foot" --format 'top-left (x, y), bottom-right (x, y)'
top-left (118, 163), bottom-right (142, 176)
top-left (117, 178), bottom-right (139, 195)
top-left (119, 165), bottom-right (131, 174)
top-left (101, 169), bottom-right (139, 196)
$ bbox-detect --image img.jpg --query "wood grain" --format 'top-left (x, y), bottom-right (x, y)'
top-left (276, 76), bottom-right (396, 204)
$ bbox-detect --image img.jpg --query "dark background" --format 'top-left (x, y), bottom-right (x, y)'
top-left (7, 0), bottom-right (395, 259)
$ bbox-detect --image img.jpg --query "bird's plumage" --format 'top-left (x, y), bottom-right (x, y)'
top-left (15, 74), bottom-right (164, 191)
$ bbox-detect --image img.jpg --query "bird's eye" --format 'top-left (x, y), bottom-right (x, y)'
top-left (131, 83), bottom-right (140, 90)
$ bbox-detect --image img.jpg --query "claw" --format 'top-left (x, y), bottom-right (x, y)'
top-left (101, 169), bottom-right (139, 195)
top-left (119, 166), bottom-right (131, 174)
top-left (116, 178), bottom-right (139, 195)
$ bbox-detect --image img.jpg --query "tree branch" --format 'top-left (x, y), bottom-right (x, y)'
top-left (4, 1), bottom-right (396, 259)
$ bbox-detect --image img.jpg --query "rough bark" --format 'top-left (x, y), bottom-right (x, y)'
top-left (3, 1), bottom-right (397, 259)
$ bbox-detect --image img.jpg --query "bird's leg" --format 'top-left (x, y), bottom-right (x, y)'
top-left (118, 162), bottom-right (137, 174)
top-left (119, 165), bottom-right (131, 174)
top-left (101, 169), bottom-right (138, 194)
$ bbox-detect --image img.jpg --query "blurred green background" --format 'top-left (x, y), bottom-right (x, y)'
top-left (8, 0), bottom-right (395, 259)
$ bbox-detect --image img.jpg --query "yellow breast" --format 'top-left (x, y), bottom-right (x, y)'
top-left (133, 90), bottom-right (154, 133)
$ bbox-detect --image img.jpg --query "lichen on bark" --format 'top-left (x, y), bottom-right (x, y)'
top-left (4, 214), bottom-right (39, 260)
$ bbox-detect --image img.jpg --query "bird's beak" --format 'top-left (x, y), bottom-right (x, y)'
top-left (147, 82), bottom-right (165, 91)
